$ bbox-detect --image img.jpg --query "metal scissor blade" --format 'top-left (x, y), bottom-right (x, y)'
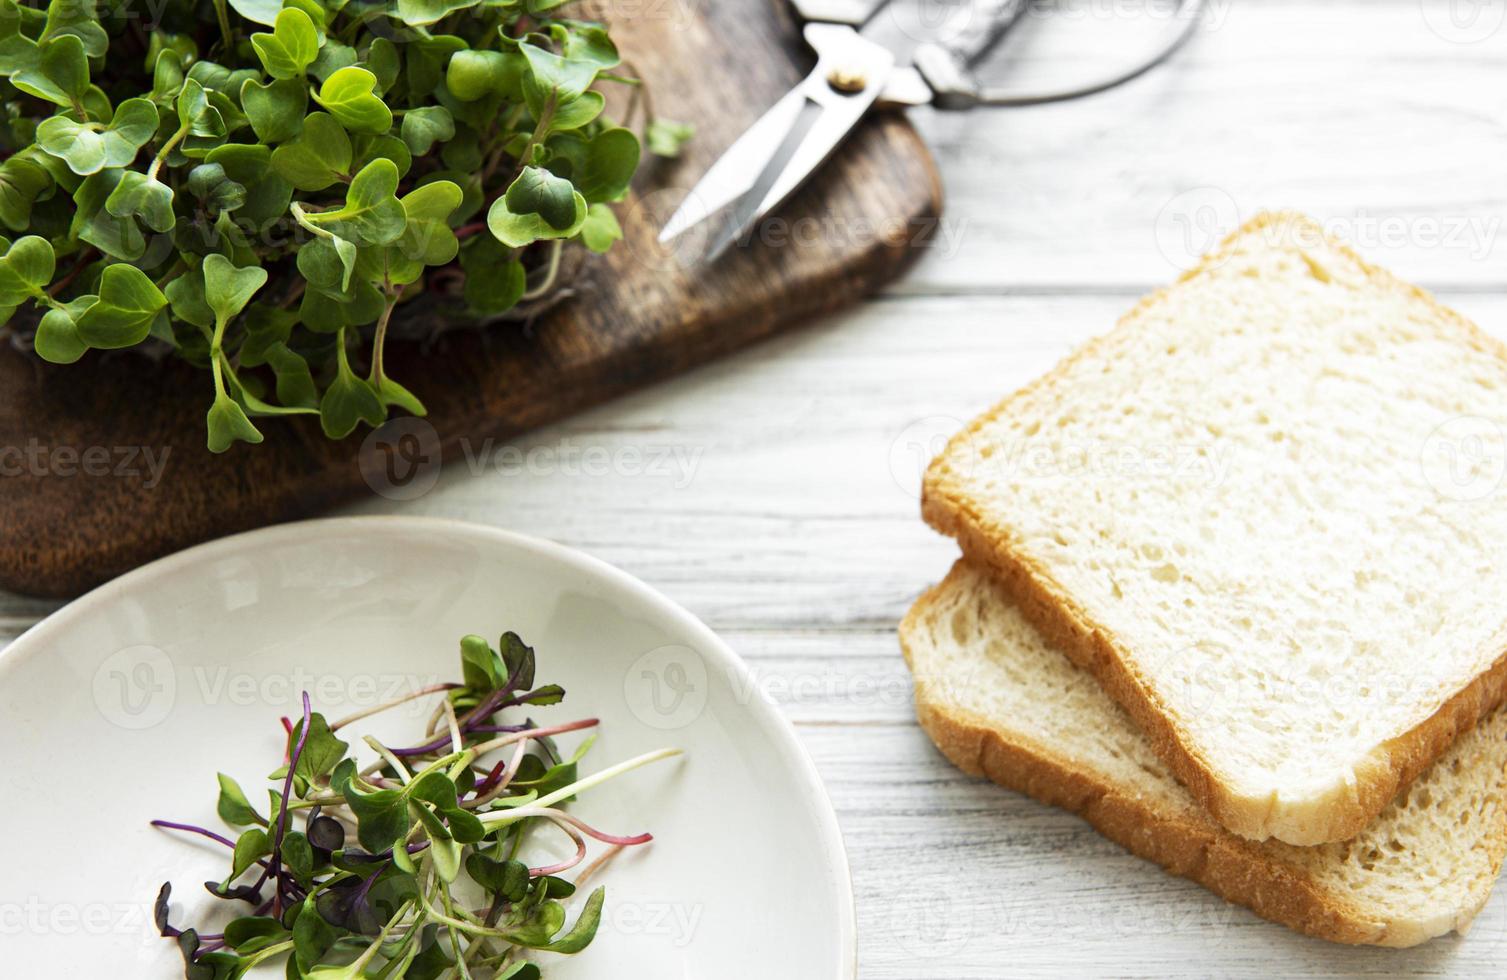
top-left (657, 83), bottom-right (814, 244)
top-left (701, 96), bottom-right (825, 262)
top-left (658, 23), bottom-right (896, 251)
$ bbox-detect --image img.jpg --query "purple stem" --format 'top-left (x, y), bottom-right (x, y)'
top-left (391, 660), bottom-right (531, 757)
top-left (151, 820), bottom-right (237, 849)
top-left (269, 692), bottom-right (313, 918)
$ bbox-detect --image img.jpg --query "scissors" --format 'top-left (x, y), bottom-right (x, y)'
top-left (659, 0), bottom-right (1207, 261)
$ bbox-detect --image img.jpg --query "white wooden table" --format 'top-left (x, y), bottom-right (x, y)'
top-left (5, 2), bottom-right (1507, 976)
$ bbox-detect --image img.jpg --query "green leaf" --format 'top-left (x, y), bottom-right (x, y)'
top-left (399, 106), bottom-right (453, 155)
top-left (251, 7), bottom-right (320, 80)
top-left (549, 90), bottom-right (604, 131)
top-left (459, 634), bottom-right (503, 692)
top-left (226, 0), bottom-right (282, 25)
top-left (40, 0), bottom-right (110, 59)
top-left (10, 34), bottom-right (89, 109)
top-left (207, 391), bottom-right (264, 453)
top-left (187, 164), bottom-right (247, 215)
top-left (309, 38), bottom-right (357, 82)
top-left (227, 828), bottom-right (270, 884)
top-left (202, 253), bottom-right (268, 326)
top-left (164, 267), bottom-right (214, 330)
top-left (270, 111), bottom-right (352, 191)
top-left (646, 118), bottom-right (695, 157)
top-left (558, 21), bottom-right (621, 69)
top-left (306, 158), bottom-right (405, 246)
top-left (223, 915), bottom-right (286, 953)
top-left (281, 831), bottom-right (314, 882)
top-left (397, 179), bottom-right (461, 266)
top-left (320, 354), bottom-right (385, 438)
top-left (466, 854), bottom-right (530, 901)
top-left (0, 235), bottom-right (53, 304)
top-left (286, 711), bottom-right (349, 788)
top-left (32, 297), bottom-right (91, 364)
top-left (343, 783), bottom-right (409, 852)
top-left (75, 264), bottom-right (168, 348)
top-left (519, 39), bottom-right (599, 113)
top-left (580, 202), bottom-right (622, 253)
top-left (461, 238), bottom-right (525, 315)
top-left (504, 166), bottom-right (578, 230)
top-left (311, 66), bottom-right (391, 135)
top-left (488, 186), bottom-right (587, 248)
top-left (104, 171), bottom-right (176, 233)
top-left (177, 76), bottom-right (226, 139)
top-left (445, 49), bottom-right (511, 102)
top-left (364, 37), bottom-right (400, 93)
top-left (264, 342), bottom-right (319, 409)
top-left (393, 0), bottom-right (472, 27)
top-left (0, 153), bottom-right (58, 233)
top-left (539, 886), bottom-right (605, 953)
top-left (352, 132), bottom-right (411, 179)
top-left (36, 97), bottom-right (158, 176)
top-left (241, 77), bottom-right (308, 144)
top-left (575, 127), bottom-right (640, 204)
top-left (73, 171), bottom-right (145, 261)
top-left (371, 375), bottom-right (426, 416)
top-left (204, 143), bottom-right (272, 185)
top-left (216, 773), bottom-right (263, 826)
top-left (292, 894), bottom-right (337, 971)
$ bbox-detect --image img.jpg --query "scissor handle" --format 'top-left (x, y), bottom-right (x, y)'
top-left (939, 0), bottom-right (1031, 66)
top-left (917, 0), bottom-right (1206, 109)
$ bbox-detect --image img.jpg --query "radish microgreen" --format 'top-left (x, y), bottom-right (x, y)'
top-left (153, 631), bottom-right (679, 978)
top-left (0, 0), bottom-right (692, 451)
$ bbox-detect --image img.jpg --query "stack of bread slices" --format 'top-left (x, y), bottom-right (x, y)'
top-left (903, 213), bottom-right (1507, 947)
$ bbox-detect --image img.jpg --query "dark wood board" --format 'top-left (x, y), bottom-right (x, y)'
top-left (0, 2), bottom-right (941, 598)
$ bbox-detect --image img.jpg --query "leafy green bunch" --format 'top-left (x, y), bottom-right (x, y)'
top-left (154, 630), bottom-right (681, 978)
top-left (0, 0), bottom-right (691, 452)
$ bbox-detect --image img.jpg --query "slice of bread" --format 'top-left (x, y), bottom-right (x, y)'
top-left (923, 211), bottom-right (1507, 845)
top-left (902, 561), bottom-right (1507, 947)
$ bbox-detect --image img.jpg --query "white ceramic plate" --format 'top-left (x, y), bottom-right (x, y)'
top-left (0, 517), bottom-right (855, 978)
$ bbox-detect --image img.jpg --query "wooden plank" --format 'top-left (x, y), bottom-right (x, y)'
top-left (893, 0), bottom-right (1507, 293)
top-left (800, 723), bottom-right (1507, 978)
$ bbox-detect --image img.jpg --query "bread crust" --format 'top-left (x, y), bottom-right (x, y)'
top-left (900, 565), bottom-right (1507, 947)
top-left (921, 211), bottom-right (1507, 845)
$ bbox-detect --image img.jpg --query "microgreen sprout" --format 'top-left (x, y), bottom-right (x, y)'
top-left (153, 630), bottom-right (680, 978)
top-left (0, 0), bottom-right (692, 452)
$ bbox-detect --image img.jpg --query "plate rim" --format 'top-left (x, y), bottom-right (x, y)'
top-left (1, 514), bottom-right (858, 979)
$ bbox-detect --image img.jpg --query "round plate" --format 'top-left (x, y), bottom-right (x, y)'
top-left (0, 517), bottom-right (855, 977)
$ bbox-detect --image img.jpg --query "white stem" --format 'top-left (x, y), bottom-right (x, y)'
top-left (478, 747), bottom-right (682, 829)
top-left (365, 735), bottom-right (414, 785)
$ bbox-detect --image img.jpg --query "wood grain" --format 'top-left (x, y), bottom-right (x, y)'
top-left (0, 0), bottom-right (941, 597)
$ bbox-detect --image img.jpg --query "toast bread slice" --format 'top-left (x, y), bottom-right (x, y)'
top-left (901, 561), bottom-right (1507, 947)
top-left (922, 212), bottom-right (1507, 844)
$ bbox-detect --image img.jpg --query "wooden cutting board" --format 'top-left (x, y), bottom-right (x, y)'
top-left (0, 2), bottom-right (940, 598)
